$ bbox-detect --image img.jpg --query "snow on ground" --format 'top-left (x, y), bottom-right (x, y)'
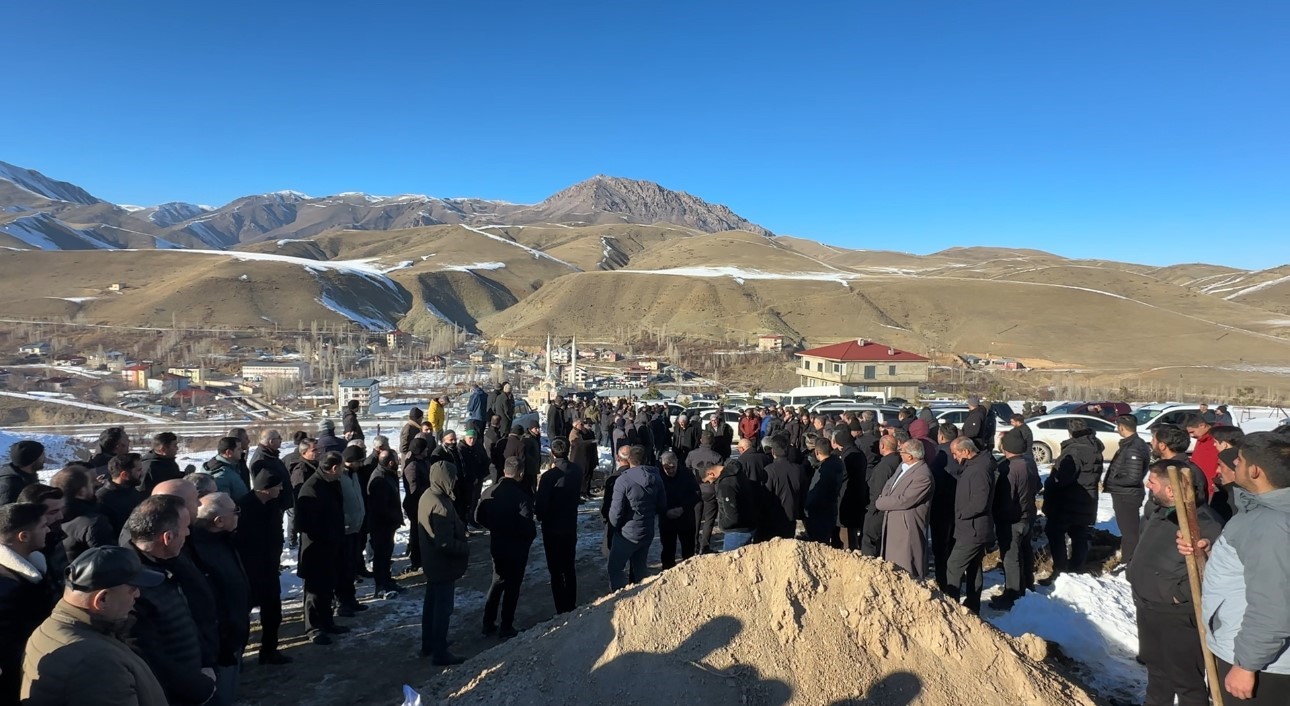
top-left (458, 224), bottom-right (580, 270)
top-left (988, 573), bottom-right (1144, 703)
top-left (314, 291), bottom-right (395, 331)
top-left (439, 261), bottom-right (506, 272)
top-left (619, 265), bottom-right (854, 287)
top-left (0, 390), bottom-right (167, 422)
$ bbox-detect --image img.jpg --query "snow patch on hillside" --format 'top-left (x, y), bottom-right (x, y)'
top-left (459, 224), bottom-right (580, 270)
top-left (619, 266), bottom-right (853, 287)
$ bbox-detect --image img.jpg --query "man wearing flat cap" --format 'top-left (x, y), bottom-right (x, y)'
top-left (22, 545), bottom-right (168, 705)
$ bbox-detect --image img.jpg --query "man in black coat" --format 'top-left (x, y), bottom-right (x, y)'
top-left (0, 502), bottom-right (58, 703)
top-left (835, 431), bottom-right (869, 551)
top-left (536, 438), bottom-right (583, 613)
top-left (501, 425), bottom-right (527, 486)
top-left (1040, 418), bottom-right (1105, 584)
top-left (672, 415), bottom-right (701, 470)
top-left (87, 427), bottom-right (130, 485)
top-left (960, 396), bottom-right (991, 452)
top-left (342, 399), bottom-right (364, 441)
top-left (126, 495), bottom-right (217, 705)
top-left (650, 410), bottom-right (671, 464)
top-left (1127, 460), bottom-right (1226, 706)
top-left (657, 451), bottom-right (700, 568)
top-left (523, 420), bottom-right (543, 495)
top-left (365, 443), bottom-right (404, 597)
top-left (929, 423), bottom-right (962, 591)
top-left (235, 468), bottom-right (292, 664)
top-left (568, 419), bottom-right (598, 497)
top-left (764, 436), bottom-right (805, 539)
top-left (945, 438), bottom-right (996, 614)
top-left (315, 419), bottom-right (346, 458)
top-left (804, 438), bottom-right (844, 545)
top-left (457, 429), bottom-right (490, 529)
top-left (989, 430), bottom-right (1041, 611)
top-left (296, 452), bottom-right (349, 644)
top-left (601, 446), bottom-right (632, 558)
top-left (711, 459), bottom-right (761, 551)
top-left (50, 467), bottom-right (115, 563)
top-left (491, 382), bottom-right (515, 436)
top-left (401, 438), bottom-right (431, 573)
top-left (96, 453), bottom-right (145, 537)
top-left (475, 457), bottom-right (536, 639)
top-left (707, 413), bottom-right (734, 461)
top-left (686, 433), bottom-right (722, 554)
top-left (1103, 414), bottom-right (1151, 570)
top-left (141, 432), bottom-right (183, 494)
top-left (189, 492), bottom-right (251, 700)
top-left (0, 440), bottom-right (45, 505)
top-left (862, 436), bottom-right (900, 557)
top-left (546, 396), bottom-right (567, 442)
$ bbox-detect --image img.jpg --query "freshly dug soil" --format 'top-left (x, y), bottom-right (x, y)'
top-left (422, 539), bottom-right (1098, 705)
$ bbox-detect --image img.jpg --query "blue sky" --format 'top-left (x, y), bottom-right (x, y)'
top-left (5, 1), bottom-right (1286, 268)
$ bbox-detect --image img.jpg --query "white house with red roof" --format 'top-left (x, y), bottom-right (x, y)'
top-left (795, 338), bottom-right (929, 396)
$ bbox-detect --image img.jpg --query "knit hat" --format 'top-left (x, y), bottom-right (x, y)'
top-left (341, 446), bottom-right (365, 463)
top-left (1001, 429), bottom-right (1027, 455)
top-left (318, 419), bottom-right (335, 433)
top-left (463, 428), bottom-right (478, 438)
top-left (9, 440), bottom-right (44, 468)
top-left (848, 419), bottom-right (863, 432)
top-left (1218, 447), bottom-right (1239, 471)
top-left (966, 395), bottom-right (981, 406)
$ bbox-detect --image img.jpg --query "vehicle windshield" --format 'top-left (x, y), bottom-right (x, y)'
top-left (1133, 408), bottom-right (1162, 424)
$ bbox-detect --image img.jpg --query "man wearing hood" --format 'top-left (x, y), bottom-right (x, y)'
top-left (607, 445), bottom-right (667, 589)
top-left (417, 455), bottom-right (470, 665)
top-left (1040, 418), bottom-right (1105, 585)
top-left (1, 440), bottom-right (45, 505)
top-left (1182, 432), bottom-right (1290, 704)
top-left (402, 438), bottom-right (431, 573)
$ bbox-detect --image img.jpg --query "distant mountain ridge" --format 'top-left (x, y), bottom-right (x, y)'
top-left (0, 160), bottom-right (772, 251)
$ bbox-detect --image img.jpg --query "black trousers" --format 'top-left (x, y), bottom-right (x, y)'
top-left (659, 508), bottom-right (697, 569)
top-left (1137, 603), bottom-right (1207, 706)
top-left (1046, 517), bottom-right (1091, 575)
top-left (483, 549), bottom-right (530, 630)
top-left (1110, 491), bottom-right (1144, 565)
top-left (257, 582), bottom-right (283, 654)
top-left (860, 511), bottom-right (883, 557)
top-left (370, 525), bottom-right (397, 588)
top-left (303, 579), bottom-right (335, 636)
top-left (1217, 658), bottom-right (1290, 706)
top-left (403, 498), bottom-right (422, 569)
top-left (543, 529), bottom-right (578, 614)
top-left (997, 517), bottom-right (1035, 595)
top-left (930, 506), bottom-right (955, 590)
top-left (944, 540), bottom-right (987, 614)
top-left (336, 534), bottom-right (358, 605)
top-left (695, 490), bottom-right (717, 554)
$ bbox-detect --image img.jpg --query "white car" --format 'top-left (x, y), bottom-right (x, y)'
top-left (1022, 414), bottom-right (1122, 465)
top-left (1132, 403), bottom-right (1204, 452)
top-left (933, 407), bottom-right (971, 425)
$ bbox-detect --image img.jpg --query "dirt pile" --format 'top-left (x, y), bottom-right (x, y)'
top-left (422, 539), bottom-right (1097, 706)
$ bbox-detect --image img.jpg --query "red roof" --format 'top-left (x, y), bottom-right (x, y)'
top-left (798, 339), bottom-right (928, 362)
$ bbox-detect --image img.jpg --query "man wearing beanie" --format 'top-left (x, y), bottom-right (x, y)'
top-left (989, 429), bottom-right (1041, 611)
top-left (235, 467), bottom-right (292, 664)
top-left (2, 440), bottom-right (46, 504)
top-left (316, 419), bottom-right (345, 457)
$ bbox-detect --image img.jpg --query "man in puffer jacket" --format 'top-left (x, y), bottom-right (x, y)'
top-left (1183, 432), bottom-right (1290, 704)
top-left (1102, 414), bottom-right (1151, 569)
top-left (1040, 418), bottom-right (1104, 584)
top-left (607, 445), bottom-right (667, 590)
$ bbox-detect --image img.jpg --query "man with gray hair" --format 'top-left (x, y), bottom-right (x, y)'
top-left (189, 492), bottom-right (250, 705)
top-left (945, 437), bottom-right (996, 614)
top-left (874, 439), bottom-right (935, 579)
top-left (185, 472), bottom-right (217, 498)
top-left (657, 451), bottom-right (699, 569)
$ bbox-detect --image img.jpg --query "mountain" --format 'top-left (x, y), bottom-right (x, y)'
top-left (2, 158), bottom-right (1290, 394)
top-left (0, 160), bottom-right (102, 206)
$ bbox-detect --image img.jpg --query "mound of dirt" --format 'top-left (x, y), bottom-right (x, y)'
top-left (422, 539), bottom-right (1097, 705)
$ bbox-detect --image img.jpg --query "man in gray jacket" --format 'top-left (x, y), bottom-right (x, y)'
top-left (874, 439), bottom-right (934, 579)
top-left (1183, 432), bottom-right (1290, 704)
top-left (337, 447), bottom-right (369, 617)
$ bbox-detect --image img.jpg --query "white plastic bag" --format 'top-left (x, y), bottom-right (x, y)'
top-left (401, 685), bottom-right (422, 706)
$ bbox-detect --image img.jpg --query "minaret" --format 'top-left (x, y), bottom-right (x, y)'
top-left (569, 335), bottom-right (577, 387)
top-left (545, 334), bottom-right (552, 381)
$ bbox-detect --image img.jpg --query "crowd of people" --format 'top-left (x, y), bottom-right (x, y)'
top-left (0, 385), bottom-right (1287, 705)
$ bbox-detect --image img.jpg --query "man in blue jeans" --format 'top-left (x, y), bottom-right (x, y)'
top-left (607, 445), bottom-right (667, 591)
top-left (709, 459), bottom-right (760, 551)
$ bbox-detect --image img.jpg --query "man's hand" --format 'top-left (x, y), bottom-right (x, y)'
top-left (666, 507), bottom-right (683, 519)
top-left (201, 667), bottom-right (216, 682)
top-left (1224, 665), bottom-right (1256, 700)
top-left (1175, 531), bottom-right (1212, 558)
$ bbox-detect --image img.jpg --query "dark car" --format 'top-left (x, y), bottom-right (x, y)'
top-left (1067, 402), bottom-right (1131, 421)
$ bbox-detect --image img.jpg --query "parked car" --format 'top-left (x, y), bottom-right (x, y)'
top-left (1062, 401), bottom-right (1133, 421)
top-left (1133, 403), bottom-right (1205, 452)
top-left (1022, 413), bottom-right (1121, 465)
top-left (933, 407), bottom-right (971, 425)
top-left (807, 401), bottom-right (902, 424)
top-left (514, 399), bottom-right (539, 431)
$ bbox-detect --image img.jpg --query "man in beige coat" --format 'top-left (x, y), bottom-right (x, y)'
top-left (23, 546), bottom-right (168, 705)
top-left (875, 439), bottom-right (935, 580)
